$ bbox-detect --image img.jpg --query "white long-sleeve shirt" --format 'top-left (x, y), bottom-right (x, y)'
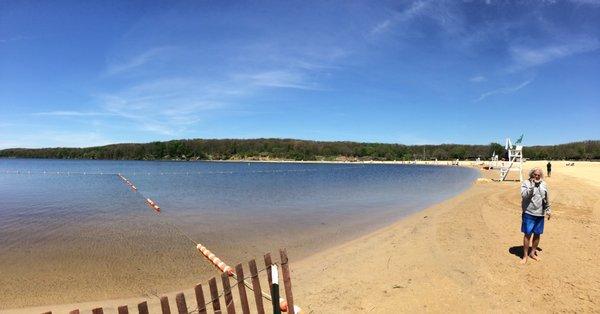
top-left (521, 180), bottom-right (551, 217)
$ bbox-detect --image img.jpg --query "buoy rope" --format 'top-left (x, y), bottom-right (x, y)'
top-left (0, 168), bottom-right (320, 176)
top-left (116, 173), bottom-right (199, 246)
top-left (0, 168), bottom-right (313, 311)
top-left (0, 165), bottom-right (366, 177)
top-left (115, 174), bottom-right (299, 312)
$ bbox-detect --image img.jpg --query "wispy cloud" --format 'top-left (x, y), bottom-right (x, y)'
top-left (234, 70), bottom-right (323, 90)
top-left (0, 35), bottom-right (39, 44)
top-left (0, 131), bottom-right (112, 149)
top-left (469, 75), bottom-right (486, 83)
top-left (370, 1), bottom-right (429, 35)
top-left (569, 0), bottom-right (600, 6)
top-left (97, 78), bottom-right (228, 135)
top-left (509, 38), bottom-right (600, 71)
top-left (474, 80), bottom-right (532, 102)
top-left (33, 110), bottom-right (112, 117)
top-left (105, 46), bottom-right (178, 76)
top-left (369, 0), bottom-right (467, 38)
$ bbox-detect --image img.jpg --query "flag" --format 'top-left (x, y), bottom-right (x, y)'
top-left (515, 134), bottom-right (524, 144)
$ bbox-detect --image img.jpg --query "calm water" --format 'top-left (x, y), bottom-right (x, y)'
top-left (0, 159), bottom-right (478, 307)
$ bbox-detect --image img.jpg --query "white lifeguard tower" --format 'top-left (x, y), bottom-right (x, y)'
top-left (490, 151), bottom-right (499, 168)
top-left (500, 135), bottom-right (524, 182)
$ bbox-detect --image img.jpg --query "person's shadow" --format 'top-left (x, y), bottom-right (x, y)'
top-left (509, 246), bottom-right (543, 258)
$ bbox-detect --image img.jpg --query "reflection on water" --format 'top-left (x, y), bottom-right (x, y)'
top-left (0, 159), bottom-right (478, 308)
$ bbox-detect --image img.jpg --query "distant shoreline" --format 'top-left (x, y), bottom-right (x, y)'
top-left (0, 156), bottom-right (471, 167)
top-left (1, 138), bottom-right (598, 161)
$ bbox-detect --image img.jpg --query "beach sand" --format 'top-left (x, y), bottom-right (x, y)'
top-left (4, 160), bottom-right (599, 313)
top-left (292, 160), bottom-right (600, 313)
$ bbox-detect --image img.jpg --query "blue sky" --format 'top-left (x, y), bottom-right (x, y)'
top-left (1, 0), bottom-right (599, 148)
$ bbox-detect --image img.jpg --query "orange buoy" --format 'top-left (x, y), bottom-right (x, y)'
top-left (196, 244), bottom-right (234, 276)
top-left (145, 198), bottom-right (161, 213)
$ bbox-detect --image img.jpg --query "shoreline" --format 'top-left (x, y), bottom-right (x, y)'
top-left (292, 160), bottom-right (600, 312)
top-left (0, 163), bottom-right (478, 313)
top-left (3, 161), bottom-right (599, 312)
top-left (1, 156), bottom-right (468, 165)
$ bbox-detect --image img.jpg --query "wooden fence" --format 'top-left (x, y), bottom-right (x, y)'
top-left (42, 249), bottom-right (297, 314)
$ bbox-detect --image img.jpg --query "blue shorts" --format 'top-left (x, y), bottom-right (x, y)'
top-left (522, 213), bottom-right (544, 235)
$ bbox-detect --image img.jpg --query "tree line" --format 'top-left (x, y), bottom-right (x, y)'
top-left (0, 139), bottom-right (598, 161)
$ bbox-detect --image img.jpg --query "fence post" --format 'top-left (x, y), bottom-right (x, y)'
top-left (138, 301), bottom-right (149, 314)
top-left (91, 308), bottom-right (103, 314)
top-left (160, 296), bottom-right (171, 314)
top-left (117, 305), bottom-right (129, 314)
top-left (280, 249), bottom-right (295, 314)
top-left (194, 283), bottom-right (207, 314)
top-left (271, 264), bottom-right (281, 314)
top-left (221, 272), bottom-right (236, 314)
top-left (208, 277), bottom-right (222, 314)
top-left (176, 293), bottom-right (188, 314)
top-left (264, 253), bottom-right (273, 291)
top-left (235, 263), bottom-right (250, 314)
top-left (248, 259), bottom-right (265, 314)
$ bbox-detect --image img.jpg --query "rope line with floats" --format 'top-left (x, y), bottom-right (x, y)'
top-left (115, 173), bottom-right (302, 313)
top-left (0, 165), bottom-right (367, 177)
top-left (0, 166), bottom-right (367, 312)
top-left (0, 168), bottom-right (321, 176)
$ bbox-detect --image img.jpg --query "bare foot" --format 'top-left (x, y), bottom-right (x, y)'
top-left (519, 257), bottom-right (527, 265)
top-left (528, 253), bottom-right (539, 261)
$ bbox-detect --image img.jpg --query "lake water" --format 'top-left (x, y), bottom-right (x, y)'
top-left (0, 159), bottom-right (478, 308)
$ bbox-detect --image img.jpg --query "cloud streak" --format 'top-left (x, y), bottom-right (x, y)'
top-left (474, 80), bottom-right (532, 102)
top-left (509, 38), bottom-right (600, 71)
top-left (370, 0), bottom-right (430, 35)
top-left (97, 78), bottom-right (228, 135)
top-left (33, 111), bottom-right (113, 117)
top-left (105, 46), bottom-right (178, 76)
top-left (0, 131), bottom-right (112, 149)
top-left (234, 70), bottom-right (323, 90)
top-left (469, 75), bottom-right (486, 83)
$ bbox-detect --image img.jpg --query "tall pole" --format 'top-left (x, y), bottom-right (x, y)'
top-left (271, 265), bottom-right (281, 314)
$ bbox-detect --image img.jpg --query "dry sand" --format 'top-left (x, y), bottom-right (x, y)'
top-left (292, 160), bottom-right (600, 313)
top-left (4, 160), bottom-right (599, 313)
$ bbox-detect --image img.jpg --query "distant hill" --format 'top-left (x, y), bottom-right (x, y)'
top-left (0, 139), bottom-right (598, 161)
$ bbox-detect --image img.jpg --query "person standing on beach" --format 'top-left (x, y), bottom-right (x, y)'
top-left (520, 168), bottom-right (551, 264)
top-left (547, 161), bottom-right (552, 177)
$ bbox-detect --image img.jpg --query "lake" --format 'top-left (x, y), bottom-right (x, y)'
top-left (0, 159), bottom-right (478, 308)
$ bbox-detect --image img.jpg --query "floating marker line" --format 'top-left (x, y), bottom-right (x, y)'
top-left (115, 173), bottom-right (301, 313)
top-left (0, 165), bottom-right (370, 177)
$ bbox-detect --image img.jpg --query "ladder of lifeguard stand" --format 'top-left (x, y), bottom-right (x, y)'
top-left (499, 156), bottom-right (515, 181)
top-left (499, 144), bottom-right (523, 182)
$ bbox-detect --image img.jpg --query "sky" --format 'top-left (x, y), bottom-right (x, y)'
top-left (1, 0), bottom-right (599, 148)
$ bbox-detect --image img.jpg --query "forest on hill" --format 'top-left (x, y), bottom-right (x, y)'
top-left (0, 139), bottom-right (598, 161)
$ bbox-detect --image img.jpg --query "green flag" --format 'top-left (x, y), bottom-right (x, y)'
top-left (515, 134), bottom-right (524, 144)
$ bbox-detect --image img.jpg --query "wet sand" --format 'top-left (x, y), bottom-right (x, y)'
top-left (0, 203), bottom-right (404, 311)
top-left (4, 160), bottom-right (600, 313)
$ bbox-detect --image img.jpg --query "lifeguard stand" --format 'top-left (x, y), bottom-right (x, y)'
top-left (490, 151), bottom-right (499, 169)
top-left (500, 136), bottom-right (524, 182)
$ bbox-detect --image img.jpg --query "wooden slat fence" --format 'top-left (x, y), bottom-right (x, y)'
top-left (42, 249), bottom-right (296, 314)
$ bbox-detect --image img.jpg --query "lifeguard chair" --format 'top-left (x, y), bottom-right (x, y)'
top-left (490, 151), bottom-right (499, 169)
top-left (500, 135), bottom-right (524, 182)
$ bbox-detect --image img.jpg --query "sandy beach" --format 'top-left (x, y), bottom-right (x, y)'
top-left (293, 160), bottom-right (600, 313)
top-left (3, 160), bottom-right (599, 313)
